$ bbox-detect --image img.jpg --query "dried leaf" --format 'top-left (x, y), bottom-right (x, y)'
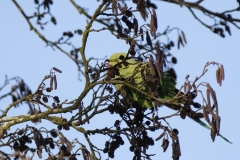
top-left (52, 67), bottom-right (62, 73)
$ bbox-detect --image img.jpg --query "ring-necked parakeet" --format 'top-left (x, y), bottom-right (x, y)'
top-left (108, 52), bottom-right (231, 143)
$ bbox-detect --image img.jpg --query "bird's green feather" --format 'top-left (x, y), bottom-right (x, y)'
top-left (109, 52), bottom-right (231, 144)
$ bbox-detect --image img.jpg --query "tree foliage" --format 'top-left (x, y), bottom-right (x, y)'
top-left (0, 0), bottom-right (239, 159)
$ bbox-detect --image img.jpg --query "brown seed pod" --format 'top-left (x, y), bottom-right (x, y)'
top-left (117, 2), bottom-right (122, 11)
top-left (52, 67), bottom-right (62, 73)
top-left (155, 62), bottom-right (162, 79)
top-left (202, 106), bottom-right (210, 122)
top-left (206, 89), bottom-right (211, 110)
top-left (187, 81), bottom-right (191, 92)
top-left (85, 112), bottom-right (90, 124)
top-left (150, 14), bottom-right (156, 39)
top-left (213, 90), bottom-right (219, 115)
top-left (162, 138), bottom-right (169, 152)
top-left (152, 8), bottom-right (157, 30)
top-left (216, 68), bottom-right (221, 85)
top-left (146, 31), bottom-right (153, 49)
top-left (181, 31), bottom-right (187, 44)
top-left (184, 82), bottom-right (187, 92)
top-left (44, 75), bottom-right (51, 80)
top-left (177, 35), bottom-right (184, 49)
top-left (149, 56), bottom-right (156, 77)
top-left (220, 64), bottom-right (225, 81)
top-left (50, 76), bottom-right (53, 90)
top-left (140, 27), bottom-right (144, 41)
top-left (53, 75), bottom-right (57, 90)
top-left (137, 0), bottom-right (147, 20)
top-left (155, 130), bottom-right (166, 141)
top-left (210, 120), bottom-right (217, 142)
top-left (133, 18), bottom-right (138, 36)
top-left (111, 0), bottom-right (117, 15)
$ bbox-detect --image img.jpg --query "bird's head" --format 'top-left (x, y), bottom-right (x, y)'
top-left (107, 52), bottom-right (127, 68)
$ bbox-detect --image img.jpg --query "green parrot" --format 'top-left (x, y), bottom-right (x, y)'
top-left (108, 52), bottom-right (231, 144)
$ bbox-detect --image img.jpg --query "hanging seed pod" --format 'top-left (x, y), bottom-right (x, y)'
top-left (181, 31), bottom-right (187, 44)
top-left (184, 82), bottom-right (187, 92)
top-left (137, 0), bottom-right (147, 20)
top-left (225, 25), bottom-right (231, 36)
top-left (112, 0), bottom-right (117, 15)
top-left (206, 89), bottom-right (211, 110)
top-left (50, 76), bottom-right (53, 90)
top-left (133, 18), bottom-right (138, 36)
top-left (149, 56), bottom-right (156, 77)
top-left (146, 31), bottom-right (153, 49)
top-left (220, 64), bottom-right (225, 81)
top-left (216, 68), bottom-right (221, 85)
top-left (177, 35), bottom-right (184, 49)
top-left (187, 81), bottom-right (191, 92)
top-left (150, 14), bottom-right (156, 39)
top-left (152, 8), bottom-right (157, 30)
top-left (213, 90), bottom-right (219, 116)
top-left (53, 75), bottom-right (57, 90)
top-left (202, 106), bottom-right (210, 123)
top-left (210, 120), bottom-right (217, 142)
top-left (162, 138), bottom-right (169, 152)
top-left (52, 67), bottom-right (62, 73)
top-left (140, 27), bottom-right (144, 41)
top-left (155, 62), bottom-right (162, 79)
top-left (156, 130), bottom-right (166, 141)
